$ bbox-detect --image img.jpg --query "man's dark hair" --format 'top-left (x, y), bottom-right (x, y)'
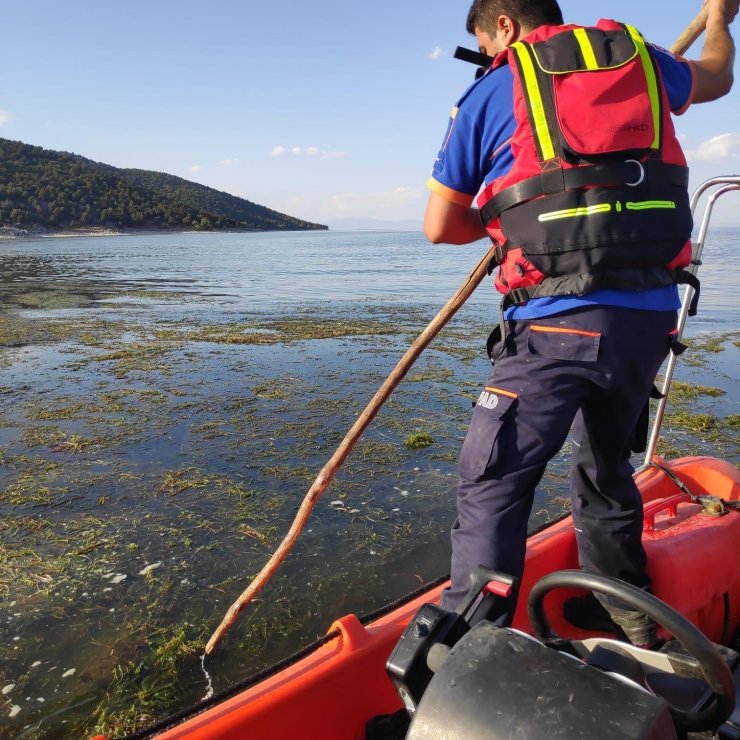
top-left (466, 0), bottom-right (563, 34)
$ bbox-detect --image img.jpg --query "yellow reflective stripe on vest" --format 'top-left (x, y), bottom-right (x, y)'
top-left (626, 200), bottom-right (676, 210)
top-left (511, 42), bottom-right (556, 161)
top-left (537, 203), bottom-right (612, 222)
top-left (624, 24), bottom-right (661, 149)
top-left (573, 28), bottom-right (599, 70)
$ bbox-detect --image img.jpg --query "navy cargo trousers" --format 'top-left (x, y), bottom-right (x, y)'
top-left (439, 305), bottom-right (677, 623)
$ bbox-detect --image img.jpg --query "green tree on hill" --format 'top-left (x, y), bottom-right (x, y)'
top-left (0, 138), bottom-right (327, 233)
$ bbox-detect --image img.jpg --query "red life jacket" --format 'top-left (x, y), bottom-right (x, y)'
top-left (477, 20), bottom-right (695, 307)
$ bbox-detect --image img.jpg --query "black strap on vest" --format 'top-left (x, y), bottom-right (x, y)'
top-left (500, 269), bottom-right (701, 316)
top-left (632, 384), bottom-right (666, 453)
top-left (479, 161), bottom-right (689, 226)
top-left (672, 269), bottom-right (701, 316)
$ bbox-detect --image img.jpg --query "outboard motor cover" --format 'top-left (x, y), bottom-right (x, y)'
top-left (407, 621), bottom-right (677, 740)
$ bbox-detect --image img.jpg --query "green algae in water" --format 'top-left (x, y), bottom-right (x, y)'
top-left (156, 315), bottom-right (409, 347)
top-left (407, 365), bottom-right (455, 383)
top-left (1, 262), bottom-right (737, 738)
top-left (667, 380), bottom-right (725, 401)
top-left (665, 411), bottom-right (719, 435)
top-left (405, 432), bottom-right (435, 450)
top-left (681, 331), bottom-right (739, 366)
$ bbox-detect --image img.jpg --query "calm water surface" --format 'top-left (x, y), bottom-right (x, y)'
top-left (4, 226), bottom-right (738, 316)
top-left (4, 230), bottom-right (500, 303)
top-left (0, 227), bottom-right (738, 738)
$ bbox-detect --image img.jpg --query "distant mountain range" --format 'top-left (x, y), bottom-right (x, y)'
top-left (0, 138), bottom-right (326, 233)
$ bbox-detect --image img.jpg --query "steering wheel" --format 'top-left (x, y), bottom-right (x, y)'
top-left (527, 570), bottom-right (735, 734)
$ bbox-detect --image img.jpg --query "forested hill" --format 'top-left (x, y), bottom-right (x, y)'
top-left (0, 138), bottom-right (327, 233)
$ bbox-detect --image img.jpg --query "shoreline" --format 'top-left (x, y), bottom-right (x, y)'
top-left (0, 225), bottom-right (329, 240)
top-left (1, 225), bottom-right (132, 240)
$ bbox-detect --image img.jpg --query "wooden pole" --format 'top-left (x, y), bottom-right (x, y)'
top-left (670, 5), bottom-right (709, 55)
top-left (205, 6), bottom-right (711, 656)
top-left (205, 244), bottom-right (496, 653)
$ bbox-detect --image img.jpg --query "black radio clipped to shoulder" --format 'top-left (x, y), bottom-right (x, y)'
top-left (454, 46), bottom-right (495, 79)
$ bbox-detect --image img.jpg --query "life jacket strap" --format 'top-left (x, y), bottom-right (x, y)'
top-left (479, 161), bottom-right (689, 226)
top-left (633, 384), bottom-right (667, 453)
top-left (669, 329), bottom-right (688, 356)
top-left (488, 240), bottom-right (513, 268)
top-left (672, 269), bottom-right (700, 316)
top-left (501, 287), bottom-right (535, 310)
top-left (499, 268), bottom-right (700, 314)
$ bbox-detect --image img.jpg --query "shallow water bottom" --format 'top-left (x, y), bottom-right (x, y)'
top-left (1, 274), bottom-right (738, 738)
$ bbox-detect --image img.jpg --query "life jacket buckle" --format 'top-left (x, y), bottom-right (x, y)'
top-left (507, 287), bottom-right (531, 305)
top-left (625, 159), bottom-right (646, 187)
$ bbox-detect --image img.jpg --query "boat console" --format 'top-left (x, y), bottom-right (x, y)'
top-left (387, 568), bottom-right (740, 739)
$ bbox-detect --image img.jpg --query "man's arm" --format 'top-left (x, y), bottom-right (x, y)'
top-left (691, 0), bottom-right (739, 102)
top-left (423, 192), bottom-right (489, 244)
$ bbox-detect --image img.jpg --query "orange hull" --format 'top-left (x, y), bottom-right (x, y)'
top-left (92, 456), bottom-right (740, 740)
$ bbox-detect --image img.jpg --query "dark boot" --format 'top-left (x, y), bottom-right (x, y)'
top-left (606, 606), bottom-right (659, 649)
top-left (563, 592), bottom-right (621, 634)
top-left (563, 593), bottom-right (660, 648)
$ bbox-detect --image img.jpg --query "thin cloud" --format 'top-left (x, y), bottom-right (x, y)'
top-left (220, 158), bottom-right (240, 166)
top-left (685, 133), bottom-right (740, 162)
top-left (271, 145), bottom-right (348, 160)
top-left (189, 164), bottom-right (203, 172)
top-left (322, 186), bottom-right (425, 215)
top-left (0, 110), bottom-right (12, 126)
top-left (428, 46), bottom-right (443, 61)
top-left (319, 149), bottom-right (348, 160)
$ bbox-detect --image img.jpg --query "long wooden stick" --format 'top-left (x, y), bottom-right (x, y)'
top-left (671, 5), bottom-right (709, 55)
top-left (205, 244), bottom-right (496, 654)
top-left (205, 6), bottom-right (710, 656)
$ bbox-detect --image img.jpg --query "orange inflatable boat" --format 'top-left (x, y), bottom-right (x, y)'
top-left (89, 455), bottom-right (740, 740)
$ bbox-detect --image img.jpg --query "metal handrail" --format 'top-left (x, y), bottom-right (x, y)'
top-left (641, 175), bottom-right (740, 467)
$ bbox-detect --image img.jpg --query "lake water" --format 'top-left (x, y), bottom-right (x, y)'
top-left (1, 226), bottom-right (738, 738)
top-left (4, 225), bottom-right (739, 317)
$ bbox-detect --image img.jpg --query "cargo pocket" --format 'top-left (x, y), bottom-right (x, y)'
top-left (459, 387), bottom-right (518, 482)
top-left (527, 324), bottom-right (601, 362)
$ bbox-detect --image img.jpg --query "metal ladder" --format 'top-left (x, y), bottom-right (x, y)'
top-left (642, 175), bottom-right (740, 467)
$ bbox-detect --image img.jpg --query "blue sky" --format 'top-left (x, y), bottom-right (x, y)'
top-left (2, 1), bottom-right (739, 226)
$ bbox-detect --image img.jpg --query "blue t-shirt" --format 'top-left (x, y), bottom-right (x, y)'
top-left (429, 38), bottom-right (695, 319)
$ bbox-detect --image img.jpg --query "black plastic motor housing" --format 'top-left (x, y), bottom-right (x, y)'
top-left (385, 603), bottom-right (469, 714)
top-left (406, 621), bottom-right (678, 740)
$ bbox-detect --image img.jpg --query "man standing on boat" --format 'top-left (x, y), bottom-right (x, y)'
top-left (424, 0), bottom-right (738, 646)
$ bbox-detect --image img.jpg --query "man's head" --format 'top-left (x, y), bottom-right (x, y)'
top-left (466, 0), bottom-right (563, 57)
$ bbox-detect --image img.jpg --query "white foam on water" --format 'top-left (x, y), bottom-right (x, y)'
top-left (139, 562), bottom-right (162, 576)
top-left (200, 654), bottom-right (214, 701)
